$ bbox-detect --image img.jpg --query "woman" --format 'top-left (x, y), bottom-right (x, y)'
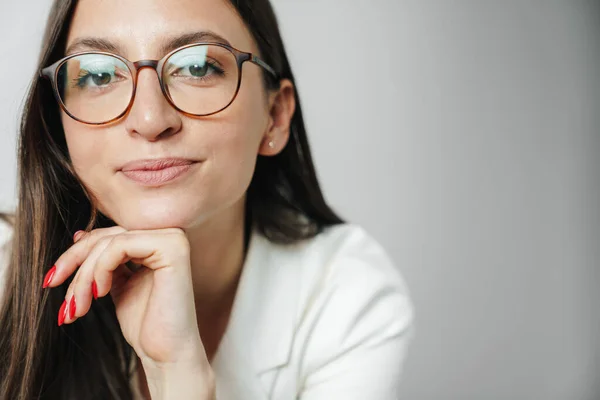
top-left (0, 0), bottom-right (415, 398)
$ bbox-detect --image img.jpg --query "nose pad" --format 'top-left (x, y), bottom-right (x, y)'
top-left (124, 67), bottom-right (182, 140)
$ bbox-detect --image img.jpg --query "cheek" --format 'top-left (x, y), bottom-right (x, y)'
top-left (62, 116), bottom-right (111, 195)
top-left (201, 82), bottom-right (268, 197)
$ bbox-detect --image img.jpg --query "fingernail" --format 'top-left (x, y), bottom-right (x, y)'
top-left (69, 295), bottom-right (76, 320)
top-left (92, 280), bottom-right (98, 300)
top-left (58, 300), bottom-right (67, 326)
top-left (73, 230), bottom-right (85, 242)
top-left (43, 265), bottom-right (56, 289)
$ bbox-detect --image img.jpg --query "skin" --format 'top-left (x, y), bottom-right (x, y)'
top-left (43, 0), bottom-right (296, 397)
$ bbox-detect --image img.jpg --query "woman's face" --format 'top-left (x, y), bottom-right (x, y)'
top-left (62, 0), bottom-right (290, 230)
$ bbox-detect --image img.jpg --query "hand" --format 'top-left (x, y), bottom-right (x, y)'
top-left (44, 226), bottom-right (215, 396)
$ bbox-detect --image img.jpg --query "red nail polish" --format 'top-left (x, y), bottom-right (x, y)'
top-left (92, 281), bottom-right (98, 300)
top-left (69, 296), bottom-right (76, 319)
top-left (58, 300), bottom-right (67, 326)
top-left (43, 265), bottom-right (56, 289)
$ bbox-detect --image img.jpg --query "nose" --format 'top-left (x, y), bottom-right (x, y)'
top-left (124, 67), bottom-right (182, 141)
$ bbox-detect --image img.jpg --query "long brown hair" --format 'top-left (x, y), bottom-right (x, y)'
top-left (0, 0), bottom-right (342, 398)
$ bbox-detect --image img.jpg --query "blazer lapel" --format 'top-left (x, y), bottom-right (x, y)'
top-left (214, 229), bottom-right (302, 395)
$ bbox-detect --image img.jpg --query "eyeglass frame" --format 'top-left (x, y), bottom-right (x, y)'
top-left (39, 42), bottom-right (280, 125)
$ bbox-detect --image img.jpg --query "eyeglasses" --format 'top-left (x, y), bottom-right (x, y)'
top-left (40, 42), bottom-right (279, 125)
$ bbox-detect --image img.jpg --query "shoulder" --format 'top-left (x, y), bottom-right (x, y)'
top-left (278, 223), bottom-right (412, 305)
top-left (275, 223), bottom-right (415, 347)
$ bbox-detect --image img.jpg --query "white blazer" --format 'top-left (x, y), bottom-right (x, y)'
top-left (0, 221), bottom-right (415, 399)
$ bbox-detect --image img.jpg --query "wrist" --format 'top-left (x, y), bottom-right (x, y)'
top-left (143, 360), bottom-right (216, 400)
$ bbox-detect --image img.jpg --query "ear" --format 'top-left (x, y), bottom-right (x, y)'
top-left (258, 79), bottom-right (296, 156)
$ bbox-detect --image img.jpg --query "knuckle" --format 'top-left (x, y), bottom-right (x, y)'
top-left (85, 228), bottom-right (102, 242)
top-left (113, 232), bottom-right (132, 245)
top-left (96, 235), bottom-right (114, 248)
top-left (85, 226), bottom-right (125, 242)
top-left (101, 226), bottom-right (127, 235)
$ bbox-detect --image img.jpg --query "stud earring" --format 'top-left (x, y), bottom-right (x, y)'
top-left (268, 140), bottom-right (275, 149)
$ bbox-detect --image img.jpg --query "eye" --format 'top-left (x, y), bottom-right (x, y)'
top-left (64, 54), bottom-right (130, 90)
top-left (184, 62), bottom-right (210, 77)
top-left (172, 60), bottom-right (224, 79)
top-left (74, 69), bottom-right (127, 89)
top-left (90, 72), bottom-right (112, 86)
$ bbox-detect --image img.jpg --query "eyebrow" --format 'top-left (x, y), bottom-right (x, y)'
top-left (64, 30), bottom-right (232, 57)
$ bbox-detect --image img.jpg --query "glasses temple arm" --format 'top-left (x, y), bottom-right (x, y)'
top-left (251, 55), bottom-right (279, 80)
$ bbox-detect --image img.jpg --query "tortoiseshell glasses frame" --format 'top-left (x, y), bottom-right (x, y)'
top-left (39, 42), bottom-right (279, 125)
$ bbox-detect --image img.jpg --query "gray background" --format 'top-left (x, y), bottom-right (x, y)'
top-left (0, 1), bottom-right (598, 399)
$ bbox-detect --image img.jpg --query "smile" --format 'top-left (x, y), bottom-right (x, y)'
top-left (120, 161), bottom-right (199, 187)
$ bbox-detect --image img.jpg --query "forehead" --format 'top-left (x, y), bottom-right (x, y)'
top-left (65, 0), bottom-right (256, 59)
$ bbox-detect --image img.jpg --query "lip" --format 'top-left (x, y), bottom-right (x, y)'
top-left (121, 158), bottom-right (197, 172)
top-left (119, 158), bottom-right (199, 186)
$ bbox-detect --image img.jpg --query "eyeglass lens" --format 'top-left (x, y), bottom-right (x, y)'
top-left (56, 44), bottom-right (240, 124)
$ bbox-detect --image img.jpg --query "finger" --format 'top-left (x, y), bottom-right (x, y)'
top-left (63, 235), bottom-right (116, 324)
top-left (93, 229), bottom-right (191, 299)
top-left (48, 226), bottom-right (126, 289)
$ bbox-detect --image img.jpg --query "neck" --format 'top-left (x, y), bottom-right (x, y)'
top-left (184, 197), bottom-right (247, 322)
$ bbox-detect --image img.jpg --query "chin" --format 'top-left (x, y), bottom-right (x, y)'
top-left (121, 214), bottom-right (192, 231)
top-left (107, 202), bottom-right (203, 231)
top-left (97, 187), bottom-right (242, 232)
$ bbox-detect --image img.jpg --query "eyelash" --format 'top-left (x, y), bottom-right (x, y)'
top-left (71, 69), bottom-right (127, 90)
top-left (170, 60), bottom-right (226, 78)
